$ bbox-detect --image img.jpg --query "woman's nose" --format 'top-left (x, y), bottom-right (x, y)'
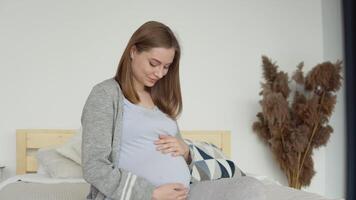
top-left (154, 67), bottom-right (164, 78)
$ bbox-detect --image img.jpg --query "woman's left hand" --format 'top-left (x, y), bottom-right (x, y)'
top-left (154, 134), bottom-right (189, 157)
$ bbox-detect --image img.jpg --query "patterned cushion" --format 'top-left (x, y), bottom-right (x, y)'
top-left (184, 139), bottom-right (245, 183)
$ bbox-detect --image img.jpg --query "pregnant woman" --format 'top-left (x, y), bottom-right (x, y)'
top-left (81, 21), bottom-right (265, 200)
top-left (81, 21), bottom-right (191, 200)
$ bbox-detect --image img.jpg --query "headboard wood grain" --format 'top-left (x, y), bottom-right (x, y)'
top-left (16, 129), bottom-right (231, 174)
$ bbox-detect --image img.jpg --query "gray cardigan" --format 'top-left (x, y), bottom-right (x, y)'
top-left (81, 78), bottom-right (186, 200)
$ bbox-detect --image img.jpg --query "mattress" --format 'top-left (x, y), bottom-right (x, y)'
top-left (0, 174), bottom-right (332, 200)
top-left (0, 174), bottom-right (89, 200)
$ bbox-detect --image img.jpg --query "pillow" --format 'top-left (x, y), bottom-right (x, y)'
top-left (36, 147), bottom-right (83, 178)
top-left (36, 163), bottom-right (50, 176)
top-left (183, 139), bottom-right (245, 183)
top-left (56, 128), bottom-right (82, 165)
top-left (71, 127), bottom-right (82, 160)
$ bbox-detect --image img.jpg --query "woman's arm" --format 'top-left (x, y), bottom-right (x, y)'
top-left (81, 85), bottom-right (155, 200)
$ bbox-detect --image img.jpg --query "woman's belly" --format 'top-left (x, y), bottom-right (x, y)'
top-left (117, 139), bottom-right (191, 188)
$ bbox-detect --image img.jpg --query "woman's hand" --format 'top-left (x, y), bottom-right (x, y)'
top-left (154, 134), bottom-right (189, 158)
top-left (152, 183), bottom-right (189, 200)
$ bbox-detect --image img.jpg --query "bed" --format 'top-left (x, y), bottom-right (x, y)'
top-left (0, 129), bottom-right (331, 200)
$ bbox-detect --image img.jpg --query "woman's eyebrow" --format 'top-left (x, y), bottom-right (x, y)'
top-left (151, 58), bottom-right (172, 65)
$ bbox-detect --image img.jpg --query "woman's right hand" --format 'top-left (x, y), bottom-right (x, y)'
top-left (152, 183), bottom-right (189, 200)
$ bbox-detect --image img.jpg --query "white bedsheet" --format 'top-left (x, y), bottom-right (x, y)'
top-left (245, 173), bottom-right (282, 185)
top-left (0, 174), bottom-right (85, 191)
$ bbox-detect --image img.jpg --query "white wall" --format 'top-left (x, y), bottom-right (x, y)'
top-left (322, 0), bottom-right (346, 198)
top-left (0, 0), bottom-right (345, 198)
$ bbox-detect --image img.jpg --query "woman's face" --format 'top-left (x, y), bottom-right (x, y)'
top-left (130, 46), bottom-right (175, 90)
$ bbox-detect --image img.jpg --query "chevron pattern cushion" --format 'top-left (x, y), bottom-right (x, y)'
top-left (184, 139), bottom-right (245, 183)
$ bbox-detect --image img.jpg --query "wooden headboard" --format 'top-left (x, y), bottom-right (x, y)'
top-left (16, 129), bottom-right (231, 175)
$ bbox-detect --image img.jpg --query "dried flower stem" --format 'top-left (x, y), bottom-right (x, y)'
top-left (296, 92), bottom-right (326, 183)
top-left (290, 153), bottom-right (301, 188)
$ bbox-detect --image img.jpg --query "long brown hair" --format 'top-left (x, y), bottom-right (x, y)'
top-left (115, 21), bottom-right (182, 119)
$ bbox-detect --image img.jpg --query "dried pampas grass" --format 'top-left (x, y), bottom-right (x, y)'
top-left (252, 56), bottom-right (342, 189)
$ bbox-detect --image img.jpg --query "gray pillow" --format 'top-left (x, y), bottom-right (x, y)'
top-left (36, 147), bottom-right (83, 178)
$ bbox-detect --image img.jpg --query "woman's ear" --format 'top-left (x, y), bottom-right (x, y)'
top-left (130, 45), bottom-right (137, 59)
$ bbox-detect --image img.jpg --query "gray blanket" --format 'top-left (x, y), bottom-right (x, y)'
top-left (189, 176), bottom-right (266, 200)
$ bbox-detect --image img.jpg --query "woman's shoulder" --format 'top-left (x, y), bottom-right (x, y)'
top-left (92, 77), bottom-right (123, 96)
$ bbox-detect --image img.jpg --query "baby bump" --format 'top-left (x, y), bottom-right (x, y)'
top-left (118, 146), bottom-right (191, 187)
top-left (142, 150), bottom-right (191, 187)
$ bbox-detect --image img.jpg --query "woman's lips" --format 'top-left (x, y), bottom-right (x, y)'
top-left (148, 78), bottom-right (157, 83)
